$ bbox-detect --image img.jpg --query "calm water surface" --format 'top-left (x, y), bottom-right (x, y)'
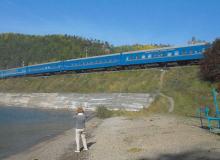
top-left (0, 106), bottom-right (75, 159)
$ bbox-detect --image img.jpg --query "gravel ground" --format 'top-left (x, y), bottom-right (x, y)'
top-left (88, 115), bottom-right (220, 160)
top-left (4, 114), bottom-right (220, 160)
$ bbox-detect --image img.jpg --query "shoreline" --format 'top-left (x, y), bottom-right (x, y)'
top-left (3, 116), bottom-right (101, 160)
top-left (0, 106), bottom-right (95, 160)
top-left (3, 127), bottom-right (76, 160)
top-left (3, 114), bottom-right (220, 160)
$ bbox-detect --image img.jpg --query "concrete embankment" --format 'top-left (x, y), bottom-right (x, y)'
top-left (0, 93), bottom-right (155, 111)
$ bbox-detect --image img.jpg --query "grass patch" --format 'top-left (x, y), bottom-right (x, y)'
top-left (127, 147), bottom-right (142, 153)
top-left (147, 95), bottom-right (170, 113)
top-left (161, 67), bottom-right (218, 116)
top-left (1, 66), bottom-right (219, 116)
top-left (95, 106), bottom-right (152, 119)
top-left (0, 69), bottom-right (160, 93)
top-left (96, 106), bottom-right (113, 119)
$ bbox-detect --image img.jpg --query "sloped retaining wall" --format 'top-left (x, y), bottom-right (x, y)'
top-left (0, 93), bottom-right (155, 111)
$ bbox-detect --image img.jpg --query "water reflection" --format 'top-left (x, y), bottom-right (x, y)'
top-left (0, 106), bottom-right (75, 159)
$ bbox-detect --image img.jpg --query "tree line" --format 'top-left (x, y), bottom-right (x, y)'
top-left (0, 33), bottom-right (112, 69)
top-left (0, 33), bottom-right (163, 69)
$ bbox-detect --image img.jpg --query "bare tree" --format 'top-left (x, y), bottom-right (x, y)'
top-left (200, 39), bottom-right (220, 82)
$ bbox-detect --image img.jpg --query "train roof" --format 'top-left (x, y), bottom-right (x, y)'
top-left (122, 43), bottom-right (208, 55)
top-left (66, 43), bottom-right (208, 61)
top-left (0, 61), bottom-right (62, 71)
top-left (27, 60), bottom-right (62, 67)
top-left (65, 53), bottom-right (121, 62)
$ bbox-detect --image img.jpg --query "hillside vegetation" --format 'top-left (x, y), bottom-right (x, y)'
top-left (0, 33), bottom-right (163, 69)
top-left (0, 66), bottom-right (218, 116)
top-left (200, 39), bottom-right (220, 82)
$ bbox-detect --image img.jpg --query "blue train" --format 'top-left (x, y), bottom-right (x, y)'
top-left (0, 43), bottom-right (210, 79)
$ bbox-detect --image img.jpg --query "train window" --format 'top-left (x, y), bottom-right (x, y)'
top-left (142, 55), bottom-right (146, 59)
top-left (174, 51), bottom-right (179, 56)
top-left (182, 49), bottom-right (186, 55)
top-left (202, 48), bottom-right (205, 53)
top-left (153, 54), bottom-right (158, 57)
top-left (167, 53), bottom-right (172, 56)
top-left (148, 54), bottom-right (152, 58)
top-left (189, 49), bottom-right (193, 54)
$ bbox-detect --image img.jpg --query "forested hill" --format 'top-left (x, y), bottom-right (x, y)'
top-left (0, 33), bottom-right (166, 69)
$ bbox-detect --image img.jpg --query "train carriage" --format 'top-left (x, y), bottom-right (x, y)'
top-left (2, 68), bottom-right (18, 78)
top-left (63, 53), bottom-right (121, 71)
top-left (26, 61), bottom-right (62, 75)
top-left (121, 43), bottom-right (209, 67)
top-left (0, 70), bottom-right (3, 78)
top-left (0, 43), bottom-right (210, 79)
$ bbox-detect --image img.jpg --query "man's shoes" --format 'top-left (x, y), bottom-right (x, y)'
top-left (75, 150), bottom-right (80, 153)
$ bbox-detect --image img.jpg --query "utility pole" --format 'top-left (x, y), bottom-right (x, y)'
top-left (85, 47), bottom-right (88, 58)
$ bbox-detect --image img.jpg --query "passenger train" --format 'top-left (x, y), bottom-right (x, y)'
top-left (0, 43), bottom-right (210, 79)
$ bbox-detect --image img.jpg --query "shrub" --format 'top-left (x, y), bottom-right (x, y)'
top-left (96, 106), bottom-right (113, 119)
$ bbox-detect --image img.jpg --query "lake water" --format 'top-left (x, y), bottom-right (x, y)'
top-left (0, 106), bottom-right (76, 159)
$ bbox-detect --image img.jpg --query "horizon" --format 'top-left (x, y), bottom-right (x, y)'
top-left (0, 0), bottom-right (220, 46)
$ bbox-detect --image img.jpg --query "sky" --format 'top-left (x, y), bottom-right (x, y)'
top-left (0, 0), bottom-right (220, 46)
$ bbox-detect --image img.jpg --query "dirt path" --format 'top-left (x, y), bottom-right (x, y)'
top-left (88, 115), bottom-right (220, 160)
top-left (159, 93), bottom-right (174, 112)
top-left (158, 70), bottom-right (175, 112)
top-left (159, 70), bottom-right (166, 89)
